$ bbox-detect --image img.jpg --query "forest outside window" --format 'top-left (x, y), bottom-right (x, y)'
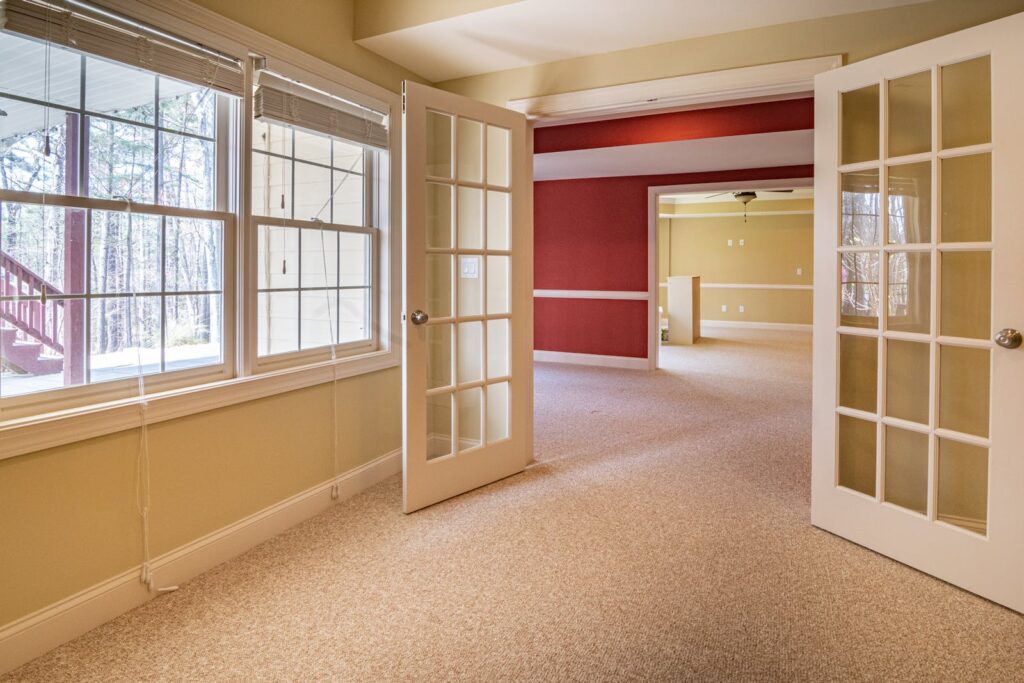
top-left (0, 10), bottom-right (238, 405)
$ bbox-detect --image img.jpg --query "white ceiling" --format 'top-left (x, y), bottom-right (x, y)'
top-left (533, 129), bottom-right (813, 181)
top-left (358, 0), bottom-right (924, 82)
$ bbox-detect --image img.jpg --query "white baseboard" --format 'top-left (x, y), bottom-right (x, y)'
top-left (0, 448), bottom-right (402, 676)
top-left (534, 349), bottom-right (650, 370)
top-left (700, 320), bottom-right (812, 332)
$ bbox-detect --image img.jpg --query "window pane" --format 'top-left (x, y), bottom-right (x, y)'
top-left (886, 251), bottom-right (930, 335)
top-left (838, 414), bottom-right (876, 497)
top-left (937, 438), bottom-right (988, 535)
top-left (301, 228), bottom-right (339, 289)
top-left (294, 129), bottom-right (331, 165)
top-left (89, 211), bottom-right (161, 294)
top-left (0, 296), bottom-right (81, 397)
top-left (165, 218), bottom-right (222, 292)
top-left (300, 289), bottom-right (338, 349)
top-left (159, 132), bottom-right (215, 209)
top-left (941, 57), bottom-right (991, 150)
top-left (0, 98), bottom-right (80, 196)
top-left (940, 154), bottom-right (990, 243)
top-left (89, 295), bottom-right (161, 383)
top-left (1, 203), bottom-right (86, 294)
top-left (257, 291), bottom-right (298, 356)
top-left (331, 171), bottom-right (364, 226)
top-left (257, 225), bottom-right (299, 290)
top-left (252, 151), bottom-right (292, 219)
top-left (887, 162), bottom-right (930, 244)
top-left (159, 77), bottom-right (216, 137)
top-left (841, 85), bottom-right (879, 165)
top-left (165, 294), bottom-right (222, 371)
top-left (0, 33), bottom-right (82, 107)
top-left (333, 139), bottom-right (363, 174)
top-left (88, 118), bottom-right (155, 203)
top-left (294, 161), bottom-right (331, 221)
top-left (887, 71), bottom-right (931, 158)
top-left (253, 119), bottom-right (292, 156)
top-left (840, 252), bottom-right (879, 328)
top-left (339, 288), bottom-right (370, 343)
top-left (838, 333), bottom-right (877, 413)
top-left (339, 232), bottom-right (370, 287)
top-left (85, 57), bottom-right (155, 124)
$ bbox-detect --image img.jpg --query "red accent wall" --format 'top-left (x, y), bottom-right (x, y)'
top-left (534, 98), bottom-right (814, 154)
top-left (533, 165), bottom-right (814, 359)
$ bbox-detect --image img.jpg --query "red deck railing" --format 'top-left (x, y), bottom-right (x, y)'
top-left (0, 250), bottom-right (66, 355)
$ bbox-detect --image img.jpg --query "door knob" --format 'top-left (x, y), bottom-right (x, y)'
top-left (410, 310), bottom-right (429, 325)
top-left (994, 328), bottom-right (1022, 349)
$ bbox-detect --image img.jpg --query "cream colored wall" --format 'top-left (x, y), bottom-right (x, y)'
top-left (353, 0), bottom-right (521, 40)
top-left (658, 199), bottom-right (813, 325)
top-left (189, 0), bottom-right (429, 91)
top-left (0, 368), bottom-right (401, 625)
top-left (436, 0), bottom-right (1024, 105)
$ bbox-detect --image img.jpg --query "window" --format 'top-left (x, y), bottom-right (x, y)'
top-left (250, 71), bottom-right (387, 367)
top-left (0, 3), bottom-right (239, 408)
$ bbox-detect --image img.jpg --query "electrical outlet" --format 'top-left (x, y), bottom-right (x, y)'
top-left (796, 267), bottom-right (803, 276)
top-left (721, 304), bottom-right (728, 312)
top-left (739, 239), bottom-right (745, 246)
top-left (739, 305), bottom-right (745, 313)
top-left (727, 239), bottom-right (733, 247)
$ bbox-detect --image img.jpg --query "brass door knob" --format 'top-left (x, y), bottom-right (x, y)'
top-left (994, 328), bottom-right (1022, 349)
top-left (410, 310), bottom-right (429, 325)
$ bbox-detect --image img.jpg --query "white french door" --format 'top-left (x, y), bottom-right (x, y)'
top-left (812, 12), bottom-right (1024, 611)
top-left (402, 81), bottom-right (533, 513)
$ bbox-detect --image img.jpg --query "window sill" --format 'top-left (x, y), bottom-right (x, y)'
top-left (0, 347), bottom-right (399, 461)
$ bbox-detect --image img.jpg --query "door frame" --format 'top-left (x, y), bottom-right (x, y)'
top-left (647, 177), bottom-right (813, 369)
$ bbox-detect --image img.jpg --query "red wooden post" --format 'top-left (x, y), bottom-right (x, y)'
top-left (63, 113), bottom-right (86, 385)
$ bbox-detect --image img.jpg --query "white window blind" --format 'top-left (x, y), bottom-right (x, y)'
top-left (253, 70), bottom-right (388, 150)
top-left (0, 0), bottom-right (244, 95)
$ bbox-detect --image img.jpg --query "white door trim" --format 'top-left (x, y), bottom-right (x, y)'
top-left (647, 177), bottom-right (814, 369)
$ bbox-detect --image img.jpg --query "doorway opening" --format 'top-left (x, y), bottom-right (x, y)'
top-left (648, 179), bottom-right (813, 369)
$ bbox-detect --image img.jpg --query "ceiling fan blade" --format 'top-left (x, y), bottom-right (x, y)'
top-left (705, 192), bottom-right (731, 198)
top-left (762, 189), bottom-right (795, 193)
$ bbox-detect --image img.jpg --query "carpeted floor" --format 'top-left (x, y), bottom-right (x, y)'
top-left (6, 329), bottom-right (1024, 681)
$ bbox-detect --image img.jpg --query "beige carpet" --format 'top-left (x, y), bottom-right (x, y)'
top-left (6, 329), bottom-right (1024, 682)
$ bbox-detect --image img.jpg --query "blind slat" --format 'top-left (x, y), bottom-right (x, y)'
top-left (1, 0), bottom-right (244, 96)
top-left (254, 72), bottom-right (389, 150)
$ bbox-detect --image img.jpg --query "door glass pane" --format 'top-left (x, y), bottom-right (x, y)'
top-left (427, 110), bottom-right (453, 178)
top-left (487, 382), bottom-right (510, 442)
top-left (884, 426), bottom-right (928, 515)
top-left (841, 170), bottom-right (880, 246)
top-left (427, 392), bottom-right (453, 459)
top-left (839, 334), bottom-right (877, 413)
top-left (841, 84), bottom-right (880, 165)
top-left (939, 344), bottom-right (990, 438)
top-left (887, 162), bottom-right (931, 244)
top-left (486, 255), bottom-right (510, 315)
top-left (840, 252), bottom-right (879, 328)
top-left (458, 387), bottom-right (483, 451)
top-left (940, 251), bottom-right (990, 339)
top-left (426, 182), bottom-right (454, 249)
top-left (426, 254), bottom-right (453, 319)
top-left (457, 321), bottom-right (483, 384)
top-left (457, 186), bottom-right (484, 249)
top-left (487, 125), bottom-right (510, 187)
top-left (887, 251), bottom-right (931, 334)
top-left (888, 71), bottom-right (931, 157)
top-left (885, 340), bottom-right (930, 425)
top-left (487, 318), bottom-right (510, 378)
top-left (937, 438), bottom-right (988, 535)
top-left (457, 256), bottom-right (483, 316)
top-left (941, 56), bottom-right (991, 150)
top-left (940, 153), bottom-right (990, 243)
top-left (487, 190), bottom-right (510, 251)
top-left (426, 324), bottom-right (452, 390)
top-left (457, 118), bottom-right (484, 183)
top-left (838, 415), bottom-right (877, 497)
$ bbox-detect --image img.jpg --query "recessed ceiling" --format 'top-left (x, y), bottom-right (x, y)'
top-left (357, 0), bottom-right (924, 82)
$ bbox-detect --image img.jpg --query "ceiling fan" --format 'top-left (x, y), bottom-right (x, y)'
top-left (703, 189), bottom-right (795, 220)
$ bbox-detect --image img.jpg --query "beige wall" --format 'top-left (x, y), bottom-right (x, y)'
top-left (658, 199), bottom-right (813, 325)
top-left (189, 0), bottom-right (429, 92)
top-left (0, 368), bottom-right (401, 625)
top-left (353, 0), bottom-right (520, 40)
top-left (436, 0), bottom-right (1024, 105)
